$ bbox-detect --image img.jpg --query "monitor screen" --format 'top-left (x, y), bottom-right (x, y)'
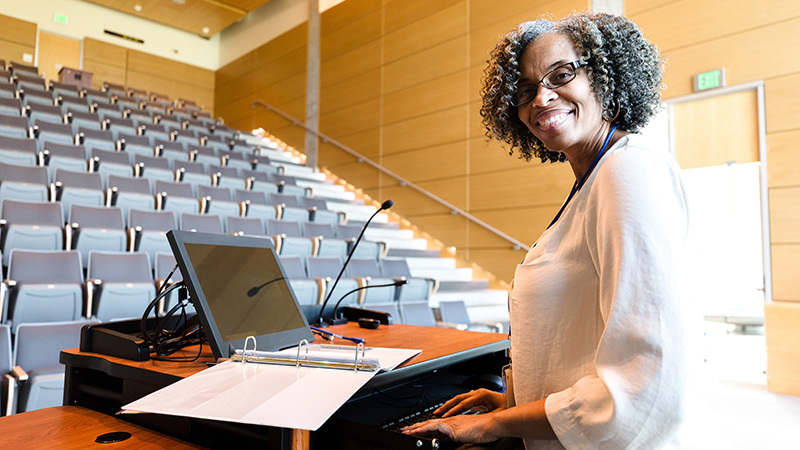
top-left (167, 230), bottom-right (314, 359)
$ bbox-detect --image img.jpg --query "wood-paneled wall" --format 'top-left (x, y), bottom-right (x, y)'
top-left (216, 0), bottom-right (589, 282)
top-left (630, 0), bottom-right (800, 396)
top-left (83, 38), bottom-right (215, 114)
top-left (0, 13), bottom-right (36, 67)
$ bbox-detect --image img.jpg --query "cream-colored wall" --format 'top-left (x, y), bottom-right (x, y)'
top-left (629, 0), bottom-right (800, 396)
top-left (0, 0), bottom-right (220, 70)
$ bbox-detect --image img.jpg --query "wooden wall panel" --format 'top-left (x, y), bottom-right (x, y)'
top-left (0, 14), bottom-right (36, 65)
top-left (654, 18), bottom-right (800, 99)
top-left (771, 245), bottom-right (800, 301)
top-left (470, 206), bottom-right (558, 248)
top-left (635, 0), bottom-right (800, 53)
top-left (381, 141), bottom-right (468, 183)
top-left (468, 248), bottom-right (526, 284)
top-left (383, 37), bottom-right (467, 95)
top-left (383, 2), bottom-right (466, 65)
top-left (769, 187), bottom-right (800, 244)
top-left (765, 74), bottom-right (800, 134)
top-left (766, 130), bottom-right (800, 188)
top-left (320, 8), bottom-right (381, 62)
top-left (383, 71), bottom-right (468, 125)
top-left (35, 32), bottom-right (81, 83)
top-left (320, 40), bottom-right (380, 88)
top-left (383, 0), bottom-right (463, 34)
top-left (382, 106), bottom-right (467, 156)
top-left (82, 38), bottom-right (215, 114)
top-left (320, 69), bottom-right (380, 115)
top-left (470, 164), bottom-right (573, 210)
top-left (320, 99), bottom-right (380, 137)
top-left (766, 302), bottom-right (800, 395)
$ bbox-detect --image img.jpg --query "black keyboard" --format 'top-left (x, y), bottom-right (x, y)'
top-left (379, 398), bottom-right (449, 432)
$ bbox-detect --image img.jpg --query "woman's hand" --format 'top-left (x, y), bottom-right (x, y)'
top-left (401, 412), bottom-right (500, 443)
top-left (435, 388), bottom-right (505, 417)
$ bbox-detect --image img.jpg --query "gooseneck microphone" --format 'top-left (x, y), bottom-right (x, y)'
top-left (329, 279), bottom-right (407, 325)
top-left (314, 199), bottom-right (394, 326)
top-left (246, 277), bottom-right (286, 297)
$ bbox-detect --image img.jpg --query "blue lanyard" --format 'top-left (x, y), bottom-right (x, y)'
top-left (545, 126), bottom-right (618, 231)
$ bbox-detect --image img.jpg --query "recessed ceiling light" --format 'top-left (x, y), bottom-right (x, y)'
top-left (202, 27), bottom-right (210, 35)
top-left (134, 4), bottom-right (142, 12)
top-left (172, 0), bottom-right (186, 4)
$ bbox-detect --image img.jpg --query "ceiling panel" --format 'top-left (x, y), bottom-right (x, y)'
top-left (81, 0), bottom-right (272, 37)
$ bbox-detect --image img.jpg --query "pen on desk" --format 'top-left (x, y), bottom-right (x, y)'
top-left (310, 326), bottom-right (365, 345)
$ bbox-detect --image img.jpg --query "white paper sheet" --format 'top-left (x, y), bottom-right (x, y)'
top-left (121, 346), bottom-right (420, 431)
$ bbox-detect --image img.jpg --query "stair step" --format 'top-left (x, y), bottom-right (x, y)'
top-left (410, 267), bottom-right (473, 281)
top-left (365, 228), bottom-right (415, 240)
top-left (404, 257), bottom-right (456, 270)
top-left (385, 249), bottom-right (440, 258)
top-left (437, 280), bottom-right (490, 291)
top-left (431, 289), bottom-right (508, 306)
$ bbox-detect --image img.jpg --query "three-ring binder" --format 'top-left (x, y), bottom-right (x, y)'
top-left (230, 336), bottom-right (379, 372)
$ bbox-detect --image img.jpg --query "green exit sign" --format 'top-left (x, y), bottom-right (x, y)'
top-left (693, 68), bottom-right (725, 92)
top-left (53, 13), bottom-right (69, 25)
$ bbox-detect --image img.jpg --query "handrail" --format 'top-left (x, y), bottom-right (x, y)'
top-left (251, 99), bottom-right (529, 250)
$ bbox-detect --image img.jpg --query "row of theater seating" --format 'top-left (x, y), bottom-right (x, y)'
top-left (0, 247), bottom-right (433, 328)
top-left (0, 64), bottom-right (212, 121)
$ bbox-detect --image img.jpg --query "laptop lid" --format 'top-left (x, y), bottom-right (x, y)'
top-left (167, 230), bottom-right (314, 360)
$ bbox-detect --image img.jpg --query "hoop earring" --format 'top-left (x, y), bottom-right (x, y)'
top-left (604, 100), bottom-right (620, 122)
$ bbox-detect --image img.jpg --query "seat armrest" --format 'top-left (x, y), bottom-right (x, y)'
top-left (10, 366), bottom-right (28, 382)
top-left (86, 278), bottom-right (102, 318)
top-left (2, 373), bottom-right (17, 416)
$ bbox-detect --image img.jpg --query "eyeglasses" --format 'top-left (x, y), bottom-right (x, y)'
top-left (511, 60), bottom-right (587, 107)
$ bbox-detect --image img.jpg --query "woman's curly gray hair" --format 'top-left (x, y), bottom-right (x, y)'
top-left (479, 13), bottom-right (663, 163)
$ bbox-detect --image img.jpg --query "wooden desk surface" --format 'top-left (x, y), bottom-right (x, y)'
top-left (62, 323), bottom-right (508, 381)
top-left (0, 406), bottom-right (203, 449)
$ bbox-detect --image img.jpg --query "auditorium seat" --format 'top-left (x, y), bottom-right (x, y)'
top-left (237, 190), bottom-right (277, 224)
top-left (9, 320), bottom-right (95, 414)
top-left (438, 300), bottom-right (502, 333)
top-left (103, 117), bottom-right (137, 141)
top-left (224, 152), bottom-right (257, 173)
top-left (53, 169), bottom-right (105, 222)
top-left (118, 133), bottom-right (154, 161)
top-left (31, 120), bottom-right (73, 151)
top-left (226, 216), bottom-right (266, 237)
top-left (0, 98), bottom-right (21, 116)
top-left (0, 114), bottom-right (29, 139)
top-left (180, 212), bottom-right (223, 233)
top-left (381, 258), bottom-right (437, 302)
top-left (107, 174), bottom-right (154, 223)
top-left (0, 201), bottom-right (64, 266)
top-left (157, 140), bottom-right (189, 161)
top-left (346, 258), bottom-right (397, 304)
top-left (23, 103), bottom-right (61, 125)
top-left (175, 160), bottom-right (212, 187)
top-left (90, 148), bottom-right (134, 184)
top-left (44, 142), bottom-right (88, 180)
top-left (4, 250), bottom-right (83, 326)
top-left (128, 208), bottom-right (176, 268)
top-left (280, 204), bottom-right (312, 223)
top-left (90, 102), bottom-right (121, 122)
top-left (399, 302), bottom-right (438, 327)
top-left (0, 163), bottom-right (50, 203)
top-left (78, 128), bottom-right (116, 154)
top-left (81, 88), bottom-right (109, 106)
top-left (155, 180), bottom-right (200, 216)
top-left (65, 110), bottom-right (101, 135)
top-left (68, 204), bottom-right (127, 268)
top-left (0, 323), bottom-right (11, 415)
top-left (59, 97), bottom-right (90, 115)
top-left (0, 84), bottom-right (14, 100)
top-left (141, 124), bottom-right (170, 145)
top-left (196, 185), bottom-right (241, 217)
top-left (15, 77), bottom-right (47, 94)
top-left (87, 251), bottom-right (155, 321)
top-left (306, 256), bottom-right (359, 307)
top-left (134, 154), bottom-right (174, 185)
top-left (0, 135), bottom-right (37, 166)
top-left (278, 255), bottom-right (320, 306)
top-left (49, 81), bottom-right (79, 100)
top-left (171, 129), bottom-right (198, 148)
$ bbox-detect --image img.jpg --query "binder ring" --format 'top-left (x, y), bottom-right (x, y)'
top-left (296, 339), bottom-right (309, 368)
top-left (242, 336), bottom-right (257, 365)
top-left (354, 342), bottom-right (365, 372)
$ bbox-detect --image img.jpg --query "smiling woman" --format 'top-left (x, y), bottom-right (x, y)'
top-left (404, 13), bottom-right (707, 450)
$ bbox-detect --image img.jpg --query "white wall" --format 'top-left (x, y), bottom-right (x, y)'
top-left (0, 0), bottom-right (220, 70)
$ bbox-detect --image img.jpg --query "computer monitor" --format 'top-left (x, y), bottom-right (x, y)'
top-left (166, 230), bottom-right (314, 360)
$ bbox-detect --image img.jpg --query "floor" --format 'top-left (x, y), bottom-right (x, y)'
top-left (701, 322), bottom-right (800, 450)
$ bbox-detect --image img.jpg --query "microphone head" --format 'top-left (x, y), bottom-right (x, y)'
top-left (380, 199), bottom-right (393, 210)
top-left (246, 287), bottom-right (260, 297)
top-left (395, 279), bottom-right (408, 286)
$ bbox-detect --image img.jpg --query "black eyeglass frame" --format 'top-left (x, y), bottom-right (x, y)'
top-left (511, 60), bottom-right (588, 107)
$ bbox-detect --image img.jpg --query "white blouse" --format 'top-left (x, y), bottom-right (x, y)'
top-left (509, 134), bottom-right (700, 449)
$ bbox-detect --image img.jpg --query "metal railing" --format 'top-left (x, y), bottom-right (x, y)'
top-left (251, 99), bottom-right (529, 250)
